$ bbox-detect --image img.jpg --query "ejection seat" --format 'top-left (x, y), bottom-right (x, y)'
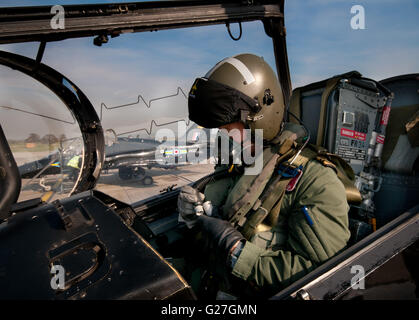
top-left (287, 71), bottom-right (419, 245)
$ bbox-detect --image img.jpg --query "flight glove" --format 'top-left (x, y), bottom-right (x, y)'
top-left (177, 185), bottom-right (206, 228)
top-left (196, 214), bottom-right (245, 265)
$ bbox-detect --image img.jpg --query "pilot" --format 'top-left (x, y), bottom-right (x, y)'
top-left (178, 53), bottom-right (351, 297)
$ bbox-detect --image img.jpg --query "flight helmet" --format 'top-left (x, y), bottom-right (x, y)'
top-left (188, 53), bottom-right (285, 141)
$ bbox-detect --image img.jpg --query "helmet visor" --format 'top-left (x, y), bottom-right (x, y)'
top-left (188, 78), bottom-right (261, 128)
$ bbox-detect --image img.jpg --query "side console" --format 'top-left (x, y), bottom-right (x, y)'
top-left (0, 190), bottom-right (194, 299)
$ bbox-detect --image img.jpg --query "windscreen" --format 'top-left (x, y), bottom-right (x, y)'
top-left (0, 20), bottom-right (276, 205)
top-left (0, 65), bottom-right (84, 203)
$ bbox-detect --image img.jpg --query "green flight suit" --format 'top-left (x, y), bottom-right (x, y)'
top-left (204, 153), bottom-right (351, 293)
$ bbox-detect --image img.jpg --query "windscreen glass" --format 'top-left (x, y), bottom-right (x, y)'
top-left (0, 65), bottom-right (84, 202)
top-left (0, 21), bottom-right (276, 205)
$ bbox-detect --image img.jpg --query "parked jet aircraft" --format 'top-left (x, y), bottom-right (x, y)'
top-left (18, 124), bottom-right (215, 189)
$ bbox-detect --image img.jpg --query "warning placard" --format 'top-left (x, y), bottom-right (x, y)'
top-left (340, 128), bottom-right (366, 141)
top-left (380, 106), bottom-right (391, 125)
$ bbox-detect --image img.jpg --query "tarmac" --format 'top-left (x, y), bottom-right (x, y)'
top-left (18, 163), bottom-right (215, 205)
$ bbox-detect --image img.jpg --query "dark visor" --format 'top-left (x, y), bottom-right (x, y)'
top-left (188, 78), bottom-right (261, 128)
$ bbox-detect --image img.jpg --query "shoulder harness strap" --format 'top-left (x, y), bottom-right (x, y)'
top-left (239, 146), bottom-right (313, 239)
top-left (226, 138), bottom-right (296, 227)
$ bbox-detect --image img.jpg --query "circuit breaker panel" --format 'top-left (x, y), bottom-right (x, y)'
top-left (331, 81), bottom-right (387, 174)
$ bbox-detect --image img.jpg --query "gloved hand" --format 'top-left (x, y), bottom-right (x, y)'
top-left (196, 214), bottom-right (245, 264)
top-left (177, 185), bottom-right (206, 228)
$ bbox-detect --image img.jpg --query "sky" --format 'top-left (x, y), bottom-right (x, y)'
top-left (285, 0), bottom-right (419, 85)
top-left (0, 0), bottom-right (418, 140)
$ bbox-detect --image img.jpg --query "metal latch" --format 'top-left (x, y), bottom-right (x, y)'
top-left (296, 289), bottom-right (311, 300)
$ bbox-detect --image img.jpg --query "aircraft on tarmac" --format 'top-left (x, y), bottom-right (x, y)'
top-left (18, 124), bottom-right (216, 187)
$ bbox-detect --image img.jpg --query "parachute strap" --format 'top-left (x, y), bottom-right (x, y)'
top-left (226, 138), bottom-right (296, 227)
top-left (240, 177), bottom-right (291, 239)
top-left (237, 146), bottom-right (314, 239)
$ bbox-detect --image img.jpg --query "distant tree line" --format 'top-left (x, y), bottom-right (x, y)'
top-left (24, 133), bottom-right (67, 144)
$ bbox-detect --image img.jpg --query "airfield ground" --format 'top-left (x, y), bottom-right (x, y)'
top-left (18, 163), bottom-right (215, 205)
